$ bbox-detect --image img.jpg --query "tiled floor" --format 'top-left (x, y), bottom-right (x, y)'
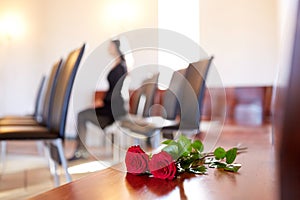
top-left (0, 140), bottom-right (114, 200)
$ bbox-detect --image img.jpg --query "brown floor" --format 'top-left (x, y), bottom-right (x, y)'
top-left (0, 140), bottom-right (113, 200)
top-left (0, 122), bottom-right (272, 200)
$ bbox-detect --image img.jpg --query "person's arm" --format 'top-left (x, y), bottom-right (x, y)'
top-left (104, 66), bottom-right (126, 102)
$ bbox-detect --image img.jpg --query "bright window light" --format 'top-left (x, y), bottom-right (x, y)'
top-left (68, 161), bottom-right (111, 174)
top-left (102, 1), bottom-right (139, 30)
top-left (0, 13), bottom-right (25, 40)
top-left (158, 0), bottom-right (200, 89)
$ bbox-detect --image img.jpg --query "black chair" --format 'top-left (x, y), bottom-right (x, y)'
top-left (0, 60), bottom-right (62, 165)
top-left (162, 57), bottom-right (213, 137)
top-left (129, 73), bottom-right (159, 117)
top-left (0, 60), bottom-right (62, 126)
top-left (111, 71), bottom-right (183, 152)
top-left (117, 73), bottom-right (160, 132)
top-left (0, 44), bottom-right (85, 186)
top-left (117, 57), bottom-right (213, 149)
top-left (161, 68), bottom-right (186, 120)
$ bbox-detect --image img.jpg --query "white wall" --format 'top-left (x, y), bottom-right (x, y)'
top-left (200, 0), bottom-right (279, 87)
top-left (0, 0), bottom-right (158, 137)
top-left (0, 0), bottom-right (158, 117)
top-left (158, 0), bottom-right (200, 88)
top-left (40, 0), bottom-right (158, 136)
top-left (41, 0), bottom-right (158, 67)
top-left (158, 0), bottom-right (199, 44)
top-left (0, 0), bottom-right (45, 116)
top-left (41, 0), bottom-right (158, 101)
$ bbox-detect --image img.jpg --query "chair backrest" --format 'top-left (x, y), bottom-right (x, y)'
top-left (48, 44), bottom-right (85, 138)
top-left (162, 69), bottom-right (186, 120)
top-left (130, 73), bottom-right (159, 117)
top-left (179, 57), bottom-right (213, 129)
top-left (33, 76), bottom-right (46, 119)
top-left (142, 73), bottom-right (159, 117)
top-left (40, 59), bottom-right (63, 125)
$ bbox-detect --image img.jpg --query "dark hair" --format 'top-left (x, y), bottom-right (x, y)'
top-left (111, 40), bottom-right (125, 61)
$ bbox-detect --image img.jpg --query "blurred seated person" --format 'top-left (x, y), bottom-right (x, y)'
top-left (69, 40), bottom-right (127, 161)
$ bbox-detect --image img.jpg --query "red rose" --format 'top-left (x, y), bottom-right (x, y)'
top-left (125, 145), bottom-right (149, 175)
top-left (149, 151), bottom-right (177, 180)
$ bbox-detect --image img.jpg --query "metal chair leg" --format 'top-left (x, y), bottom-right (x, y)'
top-left (105, 127), bottom-right (113, 154)
top-left (1, 141), bottom-right (7, 163)
top-left (152, 130), bottom-right (161, 148)
top-left (44, 142), bottom-right (60, 186)
top-left (0, 141), bottom-right (7, 174)
top-left (1, 141), bottom-right (7, 159)
top-left (55, 139), bottom-right (72, 183)
top-left (36, 141), bottom-right (44, 156)
top-left (113, 131), bottom-right (120, 163)
top-left (105, 122), bottom-right (122, 163)
top-left (51, 160), bottom-right (60, 187)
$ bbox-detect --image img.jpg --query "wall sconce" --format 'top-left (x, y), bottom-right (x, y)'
top-left (0, 13), bottom-right (25, 42)
top-left (102, 2), bottom-right (139, 31)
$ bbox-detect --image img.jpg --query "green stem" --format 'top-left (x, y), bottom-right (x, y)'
top-left (202, 147), bottom-right (247, 159)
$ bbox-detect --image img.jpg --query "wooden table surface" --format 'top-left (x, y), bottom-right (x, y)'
top-left (29, 125), bottom-right (278, 200)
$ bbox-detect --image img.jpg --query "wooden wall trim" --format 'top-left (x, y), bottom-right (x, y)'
top-left (95, 86), bottom-right (273, 125)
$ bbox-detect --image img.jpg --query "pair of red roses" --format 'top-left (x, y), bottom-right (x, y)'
top-left (125, 145), bottom-right (177, 180)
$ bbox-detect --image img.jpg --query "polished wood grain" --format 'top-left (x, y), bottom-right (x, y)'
top-left (29, 125), bottom-right (277, 200)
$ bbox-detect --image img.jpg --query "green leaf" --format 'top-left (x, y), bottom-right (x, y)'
top-left (192, 140), bottom-right (204, 153)
top-left (209, 162), bottom-right (241, 173)
top-left (214, 147), bottom-right (226, 160)
top-left (177, 135), bottom-right (192, 157)
top-left (224, 164), bottom-right (241, 172)
top-left (180, 158), bottom-right (193, 169)
top-left (178, 135), bottom-right (191, 148)
top-left (162, 145), bottom-right (179, 159)
top-left (225, 148), bottom-right (237, 164)
top-left (188, 165), bottom-right (207, 174)
top-left (209, 161), bottom-right (227, 169)
top-left (179, 153), bottom-right (200, 169)
top-left (162, 139), bottom-right (173, 145)
top-left (190, 152), bottom-right (201, 161)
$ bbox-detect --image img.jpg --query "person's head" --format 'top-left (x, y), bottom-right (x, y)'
top-left (108, 40), bottom-right (125, 61)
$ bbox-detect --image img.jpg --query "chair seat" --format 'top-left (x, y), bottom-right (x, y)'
top-left (120, 116), bottom-right (178, 135)
top-left (161, 122), bottom-right (199, 131)
top-left (0, 115), bottom-right (34, 121)
top-left (0, 126), bottom-right (58, 140)
top-left (0, 118), bottom-right (40, 126)
top-left (120, 120), bottom-right (157, 135)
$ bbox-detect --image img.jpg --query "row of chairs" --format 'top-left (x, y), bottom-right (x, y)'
top-left (104, 57), bottom-right (213, 161)
top-left (0, 44), bottom-right (86, 186)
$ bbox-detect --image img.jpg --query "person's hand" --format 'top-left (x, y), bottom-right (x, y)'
top-left (94, 99), bottom-right (104, 108)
